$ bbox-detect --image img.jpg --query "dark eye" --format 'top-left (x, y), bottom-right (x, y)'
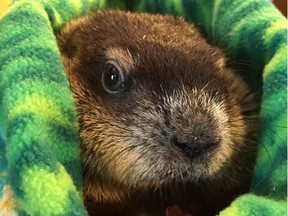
top-left (102, 60), bottom-right (126, 93)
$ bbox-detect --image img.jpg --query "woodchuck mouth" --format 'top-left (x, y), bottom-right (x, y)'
top-left (166, 205), bottom-right (193, 216)
top-left (85, 198), bottom-right (194, 216)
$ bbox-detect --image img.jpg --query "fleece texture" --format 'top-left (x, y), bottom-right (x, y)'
top-left (0, 0), bottom-right (286, 215)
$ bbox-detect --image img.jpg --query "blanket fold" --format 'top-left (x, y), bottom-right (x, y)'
top-left (0, 0), bottom-right (286, 215)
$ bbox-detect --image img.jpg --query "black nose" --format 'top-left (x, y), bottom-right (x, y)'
top-left (170, 135), bottom-right (220, 159)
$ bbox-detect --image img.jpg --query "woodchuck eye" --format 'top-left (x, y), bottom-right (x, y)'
top-left (102, 60), bottom-right (126, 93)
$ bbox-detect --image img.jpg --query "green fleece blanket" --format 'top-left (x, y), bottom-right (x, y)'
top-left (0, 0), bottom-right (286, 215)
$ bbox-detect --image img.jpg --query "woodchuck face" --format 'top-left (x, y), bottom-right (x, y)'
top-left (57, 10), bottom-right (259, 215)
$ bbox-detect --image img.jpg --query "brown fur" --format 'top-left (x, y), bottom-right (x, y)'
top-left (57, 10), bottom-right (259, 216)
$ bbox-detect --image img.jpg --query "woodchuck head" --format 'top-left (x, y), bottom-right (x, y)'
top-left (57, 10), bottom-right (259, 216)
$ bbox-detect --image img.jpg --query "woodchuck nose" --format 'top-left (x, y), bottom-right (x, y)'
top-left (57, 10), bottom-right (259, 216)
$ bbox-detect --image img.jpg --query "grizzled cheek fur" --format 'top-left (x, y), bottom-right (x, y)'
top-left (76, 83), bottom-right (241, 188)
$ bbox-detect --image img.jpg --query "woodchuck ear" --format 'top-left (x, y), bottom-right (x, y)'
top-left (212, 48), bottom-right (226, 70)
top-left (215, 57), bottom-right (226, 70)
top-left (56, 25), bottom-right (81, 59)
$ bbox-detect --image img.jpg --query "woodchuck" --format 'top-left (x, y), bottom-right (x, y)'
top-left (57, 10), bottom-right (259, 216)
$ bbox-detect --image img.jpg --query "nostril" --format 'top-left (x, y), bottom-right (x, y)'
top-left (200, 140), bottom-right (220, 154)
top-left (170, 135), bottom-right (220, 159)
top-left (170, 135), bottom-right (188, 151)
